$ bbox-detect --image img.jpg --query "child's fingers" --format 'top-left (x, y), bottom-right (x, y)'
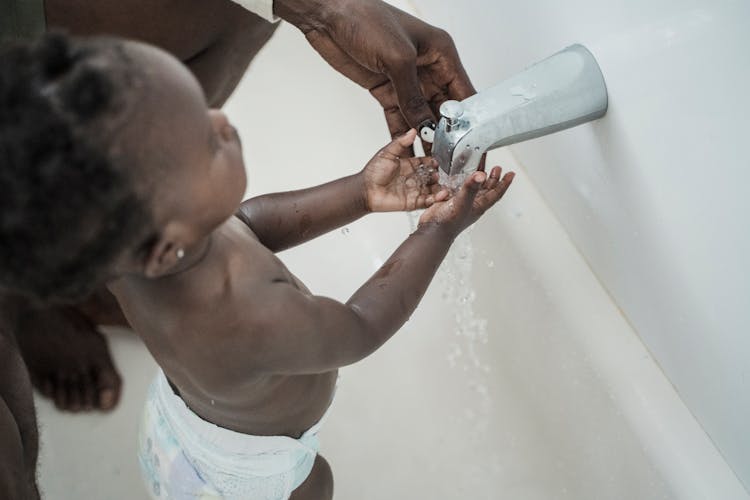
top-left (429, 183), bottom-right (446, 196)
top-left (381, 129), bottom-right (418, 159)
top-left (497, 171), bottom-right (515, 196)
top-left (482, 166), bottom-right (503, 191)
top-left (404, 157), bottom-right (440, 186)
top-left (491, 172), bottom-right (515, 200)
top-left (405, 156), bottom-right (437, 169)
top-left (434, 188), bottom-right (450, 202)
top-left (478, 170), bottom-right (514, 207)
top-left (421, 187), bottom-right (451, 207)
top-left (454, 171), bottom-right (485, 205)
top-left (466, 171), bottom-right (486, 189)
top-left (397, 128), bottom-right (418, 147)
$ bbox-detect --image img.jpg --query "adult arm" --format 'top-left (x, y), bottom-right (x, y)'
top-left (0, 321), bottom-right (39, 500)
top-left (0, 398), bottom-right (32, 500)
top-left (274, 0), bottom-right (476, 141)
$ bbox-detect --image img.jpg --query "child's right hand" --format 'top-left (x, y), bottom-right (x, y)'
top-left (418, 166), bottom-right (515, 237)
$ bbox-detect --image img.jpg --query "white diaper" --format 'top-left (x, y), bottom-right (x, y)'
top-left (137, 370), bottom-right (328, 500)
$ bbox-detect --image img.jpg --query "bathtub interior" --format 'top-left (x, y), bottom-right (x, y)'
top-left (410, 0), bottom-right (750, 491)
top-left (35, 13), bottom-right (747, 500)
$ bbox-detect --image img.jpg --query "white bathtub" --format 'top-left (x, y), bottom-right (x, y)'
top-left (37, 6), bottom-right (748, 499)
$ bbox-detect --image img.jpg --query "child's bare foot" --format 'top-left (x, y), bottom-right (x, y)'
top-left (15, 305), bottom-right (123, 412)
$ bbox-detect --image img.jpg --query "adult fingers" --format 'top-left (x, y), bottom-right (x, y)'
top-left (439, 35), bottom-right (477, 103)
top-left (421, 27), bottom-right (477, 106)
top-left (306, 30), bottom-right (382, 88)
top-left (382, 106), bottom-right (412, 140)
top-left (386, 55), bottom-right (437, 132)
top-left (374, 78), bottom-right (435, 144)
top-left (445, 63), bottom-right (477, 102)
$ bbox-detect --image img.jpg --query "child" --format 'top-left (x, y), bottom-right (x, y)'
top-left (0, 33), bottom-right (514, 499)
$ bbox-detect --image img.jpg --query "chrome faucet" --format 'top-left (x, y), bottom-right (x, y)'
top-left (431, 44), bottom-right (608, 175)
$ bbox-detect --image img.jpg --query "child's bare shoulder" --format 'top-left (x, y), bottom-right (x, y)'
top-left (178, 217), bottom-right (301, 309)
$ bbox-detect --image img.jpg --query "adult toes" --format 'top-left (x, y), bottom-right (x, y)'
top-left (53, 373), bottom-right (68, 410)
top-left (66, 375), bottom-right (83, 412)
top-left (38, 375), bottom-right (55, 398)
top-left (95, 366), bottom-right (122, 411)
top-left (82, 370), bottom-right (97, 410)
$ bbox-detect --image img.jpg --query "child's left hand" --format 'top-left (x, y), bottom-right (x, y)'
top-left (363, 129), bottom-right (450, 212)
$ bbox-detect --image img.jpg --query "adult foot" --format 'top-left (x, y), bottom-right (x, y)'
top-left (15, 304), bottom-right (123, 412)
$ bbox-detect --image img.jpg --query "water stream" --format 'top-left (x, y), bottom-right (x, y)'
top-left (409, 171), bottom-right (493, 436)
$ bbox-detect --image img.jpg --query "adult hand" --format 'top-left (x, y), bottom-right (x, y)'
top-left (275, 0), bottom-right (475, 144)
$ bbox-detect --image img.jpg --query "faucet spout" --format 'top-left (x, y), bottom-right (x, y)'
top-left (433, 44), bottom-right (608, 176)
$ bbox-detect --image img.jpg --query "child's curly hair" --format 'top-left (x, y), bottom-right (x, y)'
top-left (0, 33), bottom-right (154, 303)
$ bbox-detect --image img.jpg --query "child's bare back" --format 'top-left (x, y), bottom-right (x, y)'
top-left (112, 216), bottom-right (339, 438)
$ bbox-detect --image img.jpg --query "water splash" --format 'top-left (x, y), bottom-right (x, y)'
top-left (408, 173), bottom-right (493, 436)
top-left (438, 169), bottom-right (470, 192)
top-left (440, 229), bottom-right (492, 437)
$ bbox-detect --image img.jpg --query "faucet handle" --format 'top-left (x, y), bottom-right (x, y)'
top-left (433, 100), bottom-right (467, 175)
top-left (440, 100), bottom-right (465, 133)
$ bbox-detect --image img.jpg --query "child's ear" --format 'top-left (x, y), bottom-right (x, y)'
top-left (143, 222), bottom-right (188, 278)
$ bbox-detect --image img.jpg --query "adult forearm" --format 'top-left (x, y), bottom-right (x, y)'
top-left (273, 0), bottom-right (336, 31)
top-left (347, 223), bottom-right (454, 349)
top-left (238, 173), bottom-right (367, 251)
top-left (0, 397), bottom-right (35, 500)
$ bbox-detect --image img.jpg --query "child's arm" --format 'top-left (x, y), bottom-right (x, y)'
top-left (224, 167), bottom-right (514, 376)
top-left (236, 130), bottom-right (447, 252)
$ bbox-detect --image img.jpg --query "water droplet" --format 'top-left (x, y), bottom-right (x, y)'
top-left (341, 227), bottom-right (350, 235)
top-left (211, 399), bottom-right (215, 406)
top-left (465, 143), bottom-right (471, 149)
top-left (487, 260), bottom-right (495, 268)
top-left (438, 232), bottom-right (492, 429)
top-left (474, 146), bottom-right (481, 152)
